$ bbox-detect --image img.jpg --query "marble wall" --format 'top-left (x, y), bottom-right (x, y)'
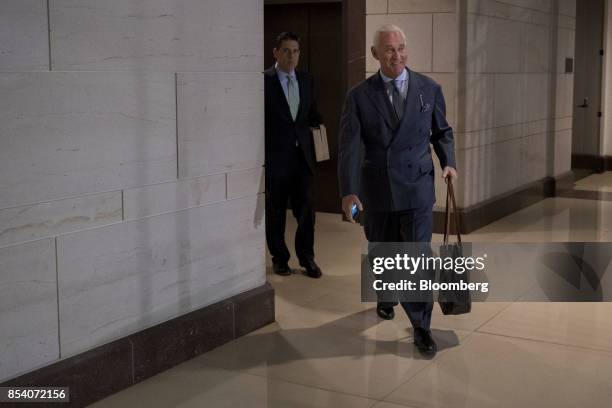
top-left (366, 0), bottom-right (576, 209)
top-left (601, 0), bottom-right (612, 157)
top-left (458, 0), bottom-right (576, 208)
top-left (0, 0), bottom-right (265, 381)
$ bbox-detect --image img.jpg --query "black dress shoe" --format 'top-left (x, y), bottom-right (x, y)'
top-left (273, 262), bottom-right (291, 276)
top-left (376, 303), bottom-right (395, 320)
top-left (301, 261), bottom-right (322, 278)
top-left (413, 328), bottom-right (437, 356)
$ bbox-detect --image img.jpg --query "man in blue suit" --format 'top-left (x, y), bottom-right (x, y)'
top-left (265, 32), bottom-right (323, 279)
top-left (338, 24), bottom-right (458, 355)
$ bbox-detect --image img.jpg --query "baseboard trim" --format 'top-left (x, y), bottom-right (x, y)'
top-left (0, 283), bottom-right (274, 407)
top-left (434, 172), bottom-right (574, 234)
top-left (571, 154), bottom-right (612, 172)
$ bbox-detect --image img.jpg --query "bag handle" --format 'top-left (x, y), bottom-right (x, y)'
top-left (443, 177), bottom-right (462, 244)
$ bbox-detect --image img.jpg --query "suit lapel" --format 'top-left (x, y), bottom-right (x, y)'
top-left (364, 73), bottom-right (397, 130)
top-left (266, 67), bottom-right (294, 122)
top-left (296, 71), bottom-right (307, 123)
top-left (389, 68), bottom-right (423, 145)
top-left (402, 68), bottom-right (422, 125)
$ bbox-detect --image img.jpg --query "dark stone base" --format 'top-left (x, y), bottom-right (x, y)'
top-left (434, 172), bottom-right (575, 234)
top-left (0, 283), bottom-right (274, 408)
top-left (572, 154), bottom-right (612, 172)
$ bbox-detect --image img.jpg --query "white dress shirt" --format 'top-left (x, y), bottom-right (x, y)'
top-left (379, 68), bottom-right (409, 105)
top-left (275, 63), bottom-right (299, 103)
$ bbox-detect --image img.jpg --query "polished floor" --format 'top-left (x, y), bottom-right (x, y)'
top-left (92, 173), bottom-right (612, 407)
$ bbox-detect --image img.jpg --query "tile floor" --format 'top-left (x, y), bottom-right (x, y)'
top-left (91, 173), bottom-right (612, 407)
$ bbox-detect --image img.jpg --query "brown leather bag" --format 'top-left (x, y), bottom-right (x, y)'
top-left (438, 178), bottom-right (472, 315)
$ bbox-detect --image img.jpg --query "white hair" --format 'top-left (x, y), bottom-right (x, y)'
top-left (372, 24), bottom-right (406, 48)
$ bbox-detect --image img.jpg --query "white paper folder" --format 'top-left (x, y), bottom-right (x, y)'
top-left (311, 124), bottom-right (330, 162)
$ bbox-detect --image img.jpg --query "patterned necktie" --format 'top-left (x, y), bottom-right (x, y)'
top-left (287, 76), bottom-right (300, 121)
top-left (390, 80), bottom-right (404, 121)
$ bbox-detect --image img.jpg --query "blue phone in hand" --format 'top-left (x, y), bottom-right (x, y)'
top-left (351, 203), bottom-right (360, 221)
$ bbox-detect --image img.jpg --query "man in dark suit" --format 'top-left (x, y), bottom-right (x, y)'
top-left (265, 32), bottom-right (323, 279)
top-left (338, 25), bottom-right (458, 355)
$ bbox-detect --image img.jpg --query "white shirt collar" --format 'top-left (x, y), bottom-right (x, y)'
top-left (379, 68), bottom-right (407, 83)
top-left (275, 63), bottom-right (296, 79)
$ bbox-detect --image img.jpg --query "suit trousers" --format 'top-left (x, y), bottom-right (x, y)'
top-left (364, 207), bottom-right (434, 331)
top-left (265, 147), bottom-right (315, 266)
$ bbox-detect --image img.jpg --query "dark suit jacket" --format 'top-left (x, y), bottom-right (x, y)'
top-left (264, 66), bottom-right (322, 177)
top-left (338, 68), bottom-right (456, 212)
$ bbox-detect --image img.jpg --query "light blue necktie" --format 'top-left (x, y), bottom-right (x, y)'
top-left (287, 76), bottom-right (300, 121)
top-left (389, 80), bottom-right (404, 121)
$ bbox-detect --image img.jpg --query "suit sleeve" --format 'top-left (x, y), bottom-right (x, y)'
top-left (430, 84), bottom-right (456, 170)
top-left (337, 90), bottom-right (363, 197)
top-left (308, 76), bottom-right (323, 127)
